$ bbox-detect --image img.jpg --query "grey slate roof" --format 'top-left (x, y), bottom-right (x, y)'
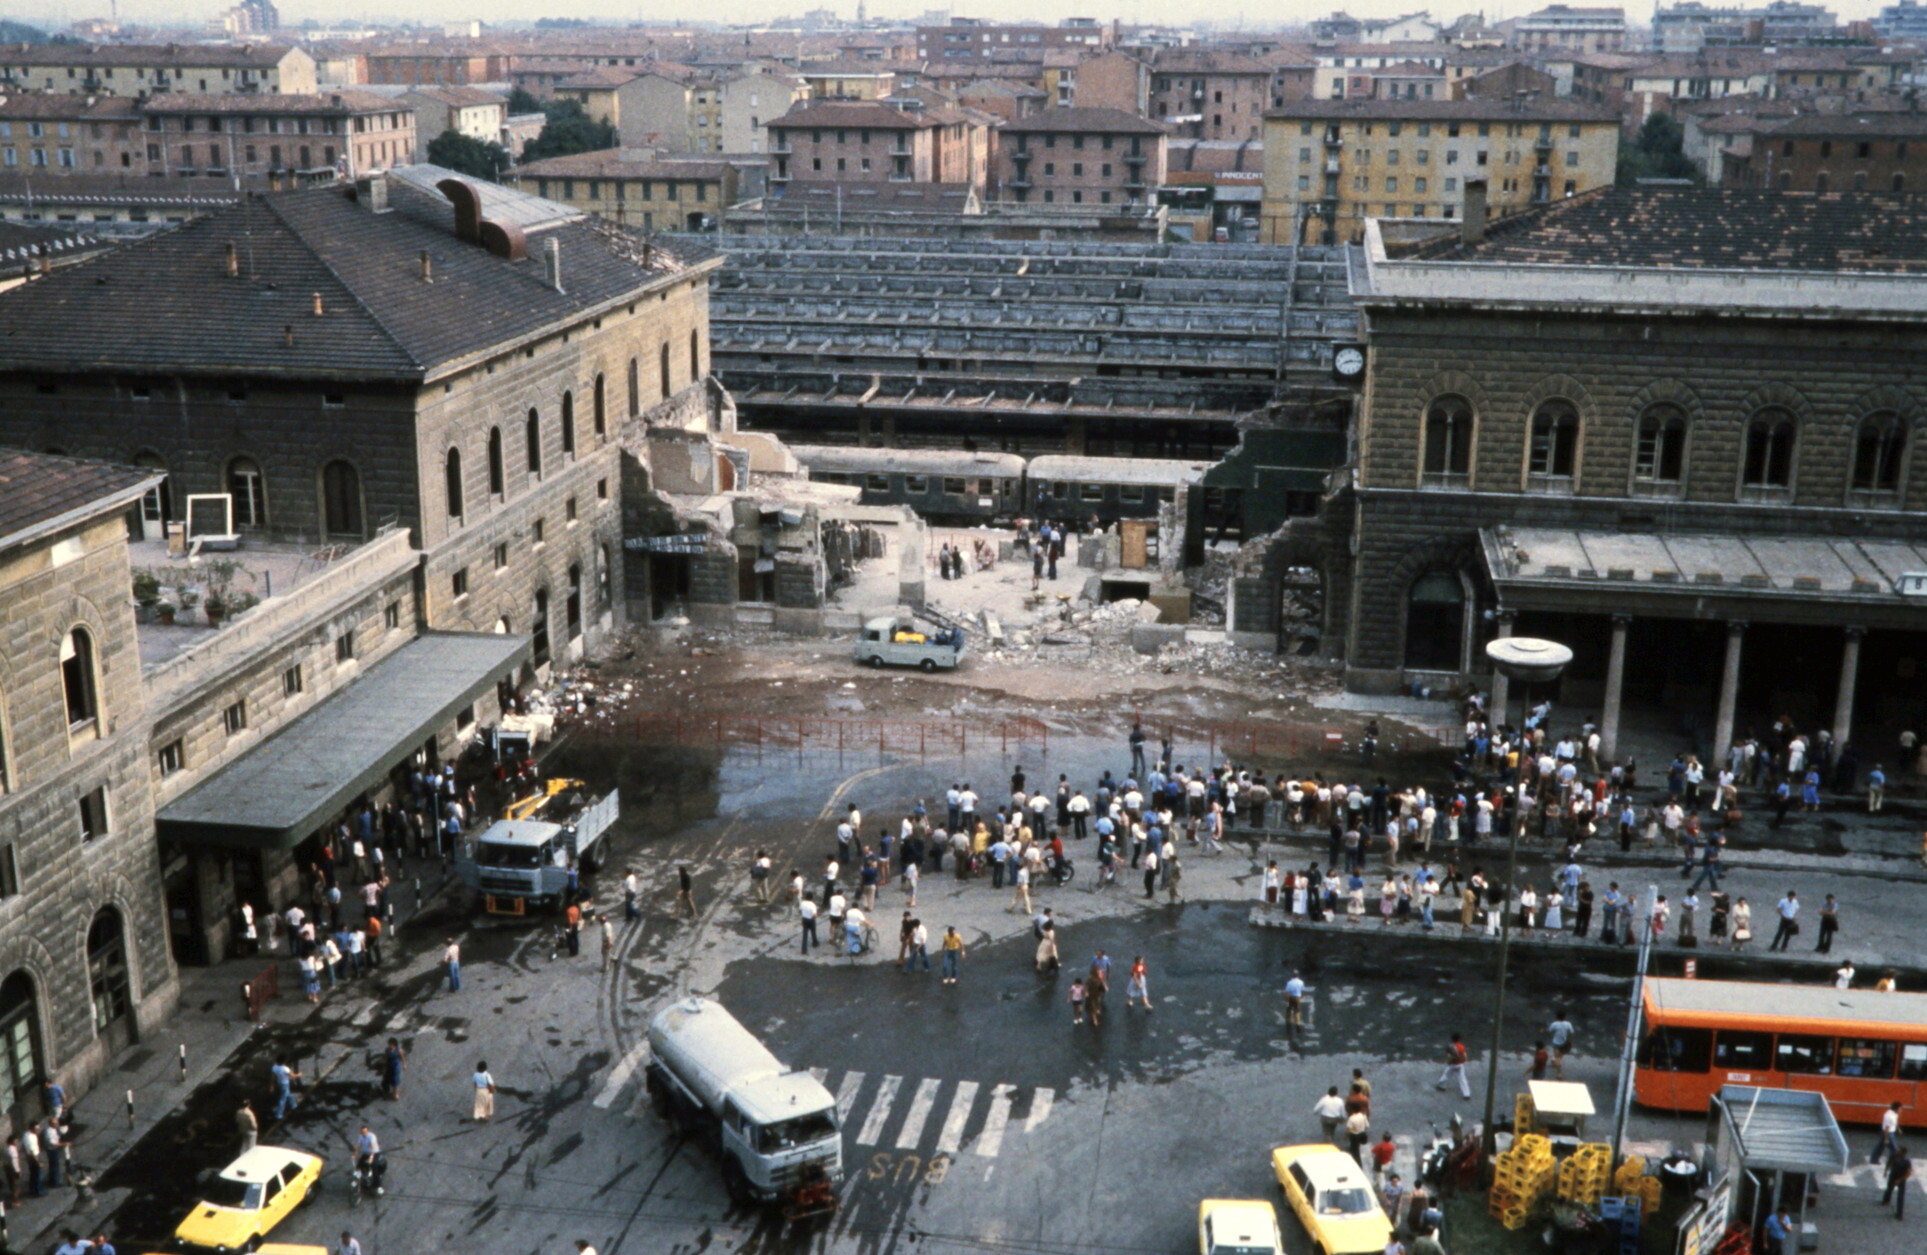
top-left (0, 448), bottom-right (159, 553)
top-left (155, 631), bottom-right (531, 849)
top-left (0, 165), bottom-right (715, 382)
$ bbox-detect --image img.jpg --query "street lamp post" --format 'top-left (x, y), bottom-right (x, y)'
top-left (1478, 635), bottom-right (1572, 1167)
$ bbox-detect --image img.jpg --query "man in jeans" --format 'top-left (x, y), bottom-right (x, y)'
top-left (1768, 890), bottom-right (1800, 951)
top-left (1874, 1101), bottom-right (1904, 1165)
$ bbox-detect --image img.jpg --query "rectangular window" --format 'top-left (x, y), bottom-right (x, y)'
top-left (335, 631), bottom-right (355, 664)
top-left (566, 496), bottom-right (578, 523)
top-left (532, 518), bottom-right (546, 546)
top-left (597, 478), bottom-right (609, 501)
top-left (1080, 483), bottom-right (1105, 502)
top-left (1713, 1030), bottom-right (1773, 1070)
top-left (1774, 1034), bottom-right (1835, 1075)
top-left (943, 477), bottom-right (967, 494)
top-left (904, 475), bottom-right (929, 493)
top-left (77, 786), bottom-right (109, 842)
top-left (452, 568), bottom-right (469, 599)
top-left (1901, 1043), bottom-right (1927, 1081)
top-left (0, 845), bottom-right (18, 898)
top-left (1119, 485), bottom-right (1145, 502)
top-left (384, 601), bottom-right (401, 629)
top-left (282, 664), bottom-right (303, 697)
top-left (157, 739), bottom-right (185, 777)
top-left (1835, 1038), bottom-right (1897, 1079)
top-left (865, 474), bottom-right (891, 491)
top-left (494, 542), bottom-right (509, 570)
top-left (223, 700), bottom-right (248, 736)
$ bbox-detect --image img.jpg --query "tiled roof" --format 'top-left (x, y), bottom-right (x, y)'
top-left (769, 100), bottom-right (937, 129)
top-left (0, 449), bottom-right (158, 552)
top-left (0, 171), bottom-right (241, 206)
top-left (0, 43), bottom-right (299, 69)
top-left (404, 85), bottom-right (508, 108)
top-left (798, 58), bottom-right (899, 75)
top-left (1425, 185), bottom-right (1927, 273)
top-left (1266, 97), bottom-right (1617, 121)
top-left (0, 167), bottom-right (712, 382)
top-left (0, 95), bottom-right (140, 121)
top-left (1145, 48), bottom-right (1276, 75)
top-left (558, 67), bottom-right (644, 89)
top-left (512, 150), bottom-right (734, 179)
top-left (1764, 112), bottom-right (1927, 137)
top-left (999, 106), bottom-right (1171, 135)
top-left (142, 91), bottom-right (402, 115)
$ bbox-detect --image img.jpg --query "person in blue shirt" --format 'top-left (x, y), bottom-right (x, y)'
top-left (1763, 1207), bottom-right (1793, 1254)
top-left (43, 1080), bottom-right (64, 1124)
top-left (1869, 764), bottom-right (1888, 813)
top-left (271, 1057), bottom-right (300, 1120)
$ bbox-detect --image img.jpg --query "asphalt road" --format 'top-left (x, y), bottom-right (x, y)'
top-left (82, 731), bottom-right (1927, 1255)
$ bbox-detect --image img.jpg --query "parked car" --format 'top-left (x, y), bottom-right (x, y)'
top-left (1198, 1198), bottom-right (1285, 1255)
top-left (1270, 1143), bottom-right (1393, 1255)
top-left (173, 1144), bottom-right (323, 1252)
top-left (853, 616), bottom-right (966, 671)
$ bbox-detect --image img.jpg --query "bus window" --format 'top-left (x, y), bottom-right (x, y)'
top-left (943, 477), bottom-right (966, 495)
top-left (1776, 1034), bottom-right (1835, 1075)
top-left (1901, 1044), bottom-right (1927, 1081)
top-left (905, 475), bottom-right (929, 493)
top-left (1641, 1027), bottom-right (1711, 1073)
top-left (1714, 1030), bottom-right (1773, 1071)
top-left (1836, 1038), bottom-right (1897, 1079)
top-left (865, 474), bottom-right (891, 492)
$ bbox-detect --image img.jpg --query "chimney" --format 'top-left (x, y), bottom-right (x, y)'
top-left (365, 171), bottom-right (389, 212)
top-left (544, 237), bottom-right (564, 292)
top-left (283, 324), bottom-right (295, 348)
top-left (312, 291), bottom-right (325, 316)
top-left (224, 241), bottom-right (239, 277)
top-left (419, 249), bottom-right (433, 281)
top-left (1462, 178), bottom-right (1488, 246)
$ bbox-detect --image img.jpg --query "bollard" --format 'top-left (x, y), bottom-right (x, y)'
top-left (125, 1089), bottom-right (135, 1129)
top-left (414, 877), bottom-right (423, 915)
top-left (179, 1043), bottom-right (188, 1083)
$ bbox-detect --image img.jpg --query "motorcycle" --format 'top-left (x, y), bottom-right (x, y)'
top-left (350, 1153), bottom-right (386, 1206)
top-left (1420, 1114), bottom-right (1463, 1188)
top-left (1046, 853), bottom-right (1075, 886)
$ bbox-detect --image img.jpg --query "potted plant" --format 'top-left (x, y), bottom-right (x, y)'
top-left (176, 587), bottom-right (201, 624)
top-left (228, 591), bottom-right (262, 619)
top-left (199, 558), bottom-right (254, 628)
top-left (131, 568), bottom-right (162, 619)
top-left (156, 600), bottom-right (178, 626)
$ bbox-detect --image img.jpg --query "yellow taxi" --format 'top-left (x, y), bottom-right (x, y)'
top-left (1198, 1199), bottom-right (1285, 1255)
top-left (1270, 1144), bottom-right (1394, 1255)
top-left (172, 1145), bottom-right (324, 1251)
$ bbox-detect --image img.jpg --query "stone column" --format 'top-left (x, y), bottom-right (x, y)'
top-left (1833, 626), bottom-right (1866, 751)
top-left (1489, 611), bottom-right (1517, 728)
top-left (1712, 621), bottom-right (1747, 764)
top-left (1600, 614), bottom-right (1632, 761)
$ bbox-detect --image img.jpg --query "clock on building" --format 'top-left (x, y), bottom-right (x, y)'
top-left (1332, 343), bottom-right (1366, 382)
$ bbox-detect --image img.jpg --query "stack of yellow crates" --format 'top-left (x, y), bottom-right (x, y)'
top-left (1613, 1153), bottom-right (1663, 1211)
top-left (1489, 1133), bottom-right (1556, 1229)
top-left (1556, 1142), bottom-right (1613, 1204)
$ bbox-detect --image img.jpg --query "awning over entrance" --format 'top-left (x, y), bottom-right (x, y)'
top-left (1713, 1086), bottom-right (1850, 1175)
top-left (157, 632), bottom-right (532, 850)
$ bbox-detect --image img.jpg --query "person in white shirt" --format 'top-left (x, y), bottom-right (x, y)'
top-left (798, 896), bottom-right (818, 954)
top-left (1312, 1086), bottom-right (1347, 1144)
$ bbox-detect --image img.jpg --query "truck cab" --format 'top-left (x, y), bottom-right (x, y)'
top-left (854, 615), bottom-right (966, 672)
top-left (456, 787), bottom-right (618, 914)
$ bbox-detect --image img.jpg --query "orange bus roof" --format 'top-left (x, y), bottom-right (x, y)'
top-left (1643, 977), bottom-right (1927, 1037)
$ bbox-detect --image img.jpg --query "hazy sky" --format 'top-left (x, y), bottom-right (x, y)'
top-left (14, 0), bottom-right (1898, 36)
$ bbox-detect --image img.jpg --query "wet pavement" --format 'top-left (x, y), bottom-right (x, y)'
top-left (43, 724), bottom-right (1927, 1255)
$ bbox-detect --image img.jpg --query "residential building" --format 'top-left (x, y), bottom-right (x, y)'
top-left (1457, 63), bottom-right (1560, 100)
top-left (554, 67), bottom-right (650, 138)
top-left (1703, 111), bottom-right (1927, 190)
top-left (1143, 50), bottom-right (1277, 142)
top-left (1578, 49), bottom-right (1909, 130)
top-left (1312, 185), bottom-right (1927, 779)
top-left (608, 66), bottom-right (809, 156)
top-left (1874, 0), bottom-right (1927, 38)
top-left (915, 18), bottom-right (1114, 63)
top-left (141, 93), bottom-right (417, 180)
top-left (1260, 97), bottom-right (1619, 244)
top-left (993, 106), bottom-right (1168, 205)
top-left (1652, 1), bottom-right (1838, 51)
top-left (509, 150), bottom-right (740, 230)
top-left (1508, 6), bottom-right (1628, 53)
top-left (768, 100), bottom-right (992, 194)
top-left (222, 0), bottom-right (280, 37)
top-left (1311, 12), bottom-right (1444, 42)
top-left (0, 165), bottom-right (722, 972)
top-left (1370, 60), bottom-right (1449, 100)
top-left (0, 174), bottom-right (240, 231)
top-left (0, 96), bottom-right (143, 175)
top-left (955, 79), bottom-right (1049, 122)
top-left (1311, 45), bottom-right (1450, 99)
top-left (402, 85), bottom-right (508, 147)
top-left (0, 44), bottom-right (317, 96)
top-left (795, 59), bottom-right (898, 101)
top-left (360, 45), bottom-right (516, 87)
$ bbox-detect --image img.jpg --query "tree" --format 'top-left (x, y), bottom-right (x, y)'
top-left (522, 99), bottom-right (617, 163)
top-left (1616, 113), bottom-right (1701, 186)
top-left (506, 86), bottom-right (542, 115)
top-left (0, 20), bottom-right (50, 42)
top-left (427, 129), bottom-right (509, 181)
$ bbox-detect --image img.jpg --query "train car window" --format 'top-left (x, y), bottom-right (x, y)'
top-left (1001, 478), bottom-right (1017, 495)
top-left (1157, 487), bottom-right (1175, 502)
top-left (865, 474), bottom-right (891, 491)
top-left (1049, 482), bottom-right (1068, 499)
top-left (1774, 1034), bottom-right (1835, 1075)
top-left (943, 477), bottom-right (967, 494)
top-left (1901, 1043), bottom-right (1927, 1081)
top-left (1639, 1027), bottom-right (1711, 1073)
top-left (1081, 483), bottom-right (1105, 502)
top-left (905, 475), bottom-right (929, 493)
top-left (1119, 485), bottom-right (1145, 502)
top-left (1713, 1030), bottom-right (1773, 1071)
top-left (1836, 1038), bottom-right (1897, 1079)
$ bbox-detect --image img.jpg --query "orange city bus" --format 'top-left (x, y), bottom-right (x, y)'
top-left (1635, 977), bottom-right (1927, 1127)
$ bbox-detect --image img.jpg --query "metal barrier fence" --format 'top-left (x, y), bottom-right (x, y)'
top-left (605, 713), bottom-right (1050, 759)
top-left (240, 962), bottom-right (279, 1021)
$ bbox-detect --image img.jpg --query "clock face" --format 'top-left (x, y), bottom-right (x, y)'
top-left (1334, 346), bottom-right (1365, 377)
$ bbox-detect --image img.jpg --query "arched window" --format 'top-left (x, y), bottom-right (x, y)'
top-left (1528, 399), bottom-right (1579, 479)
top-left (133, 451), bottom-right (171, 523)
top-left (226, 456), bottom-right (266, 527)
top-left (87, 907), bottom-right (134, 1048)
top-left (689, 329), bottom-right (701, 381)
top-left (444, 448), bottom-right (464, 519)
top-left (532, 588), bottom-right (551, 666)
top-left (487, 427), bottom-right (504, 496)
top-left (320, 460), bottom-right (363, 538)
top-left (1776, 170), bottom-right (1792, 189)
top-left (567, 562), bottom-right (583, 638)
top-left (1851, 411), bottom-right (1905, 494)
top-left (1634, 403), bottom-right (1687, 485)
top-left (1742, 407), bottom-right (1796, 492)
top-left (525, 408), bottom-right (542, 476)
top-left (659, 342), bottom-right (672, 398)
top-left (1422, 394), bottom-right (1472, 477)
top-left (1814, 171), bottom-right (1829, 193)
top-left (61, 627), bottom-right (98, 732)
top-left (593, 373), bottom-right (607, 437)
top-left (626, 358), bottom-right (639, 417)
top-left (0, 972), bottom-right (43, 1131)
top-left (560, 390), bottom-right (576, 457)
top-left (1404, 571), bottom-right (1465, 671)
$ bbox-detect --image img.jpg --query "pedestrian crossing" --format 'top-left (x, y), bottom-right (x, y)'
top-left (808, 1068), bottom-right (1055, 1161)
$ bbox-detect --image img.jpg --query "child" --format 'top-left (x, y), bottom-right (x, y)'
top-left (1068, 978), bottom-right (1087, 1026)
